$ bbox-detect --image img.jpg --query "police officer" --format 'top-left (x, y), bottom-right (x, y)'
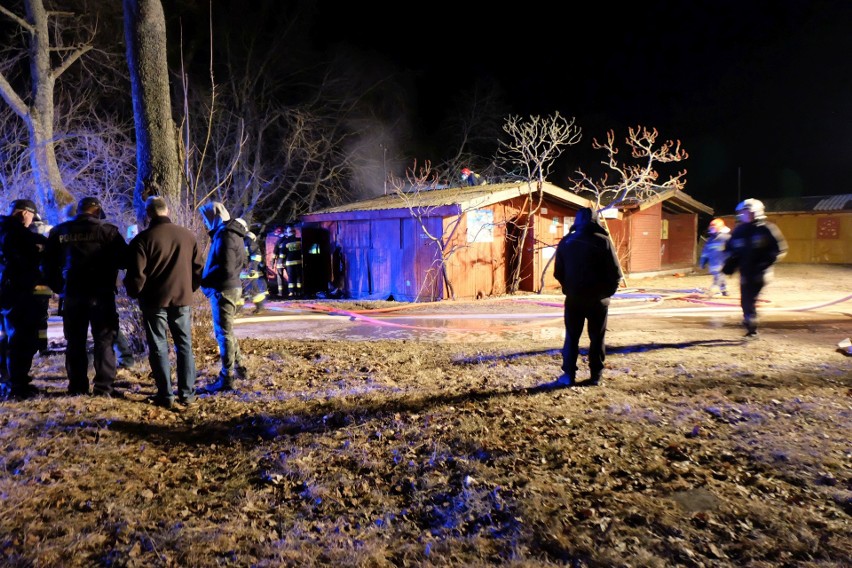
top-left (0, 199), bottom-right (46, 399)
top-left (44, 196), bottom-right (128, 396)
top-left (273, 225), bottom-right (303, 299)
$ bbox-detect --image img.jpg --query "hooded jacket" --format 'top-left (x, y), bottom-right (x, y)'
top-left (200, 203), bottom-right (247, 292)
top-left (553, 208), bottom-right (623, 300)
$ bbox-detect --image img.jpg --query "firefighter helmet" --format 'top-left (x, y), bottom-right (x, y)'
top-left (461, 168), bottom-right (472, 176)
top-left (736, 198), bottom-right (766, 221)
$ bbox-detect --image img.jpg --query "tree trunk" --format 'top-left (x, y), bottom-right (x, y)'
top-left (123, 0), bottom-right (180, 217)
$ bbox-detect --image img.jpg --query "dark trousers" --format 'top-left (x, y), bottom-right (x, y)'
top-left (562, 295), bottom-right (610, 378)
top-left (739, 273), bottom-right (766, 330)
top-left (285, 263), bottom-right (303, 297)
top-left (62, 295), bottom-right (119, 395)
top-left (0, 295), bottom-right (41, 389)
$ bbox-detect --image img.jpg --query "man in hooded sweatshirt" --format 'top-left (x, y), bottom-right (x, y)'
top-left (199, 202), bottom-right (248, 392)
top-left (553, 207), bottom-right (623, 387)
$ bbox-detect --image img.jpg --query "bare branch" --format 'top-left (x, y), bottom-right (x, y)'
top-left (0, 5), bottom-right (34, 33)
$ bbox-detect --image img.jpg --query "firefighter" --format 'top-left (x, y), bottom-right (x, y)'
top-left (29, 212), bottom-right (53, 354)
top-left (273, 225), bottom-right (303, 299)
top-left (269, 225), bottom-right (286, 298)
top-left (699, 218), bottom-right (731, 297)
top-left (236, 219), bottom-right (268, 313)
top-left (0, 199), bottom-right (47, 399)
top-left (461, 167), bottom-right (486, 186)
top-left (723, 198), bottom-right (788, 337)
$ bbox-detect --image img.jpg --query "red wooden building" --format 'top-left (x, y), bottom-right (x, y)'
top-left (300, 183), bottom-right (713, 301)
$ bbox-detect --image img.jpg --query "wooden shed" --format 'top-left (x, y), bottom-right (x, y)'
top-left (601, 189), bottom-right (714, 277)
top-left (301, 181), bottom-right (592, 301)
top-left (718, 194), bottom-right (852, 264)
top-left (300, 183), bottom-right (714, 300)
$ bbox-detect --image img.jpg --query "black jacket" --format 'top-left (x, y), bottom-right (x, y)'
top-left (723, 220), bottom-right (788, 278)
top-left (553, 220), bottom-right (623, 300)
top-left (201, 219), bottom-right (247, 292)
top-left (44, 213), bottom-right (128, 298)
top-left (124, 216), bottom-right (204, 308)
top-left (0, 215), bottom-right (44, 305)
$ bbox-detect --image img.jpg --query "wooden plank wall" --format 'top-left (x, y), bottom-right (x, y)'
top-left (662, 211), bottom-right (698, 268)
top-left (628, 204), bottom-right (663, 273)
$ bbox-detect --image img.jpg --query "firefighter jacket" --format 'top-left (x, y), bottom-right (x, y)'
top-left (44, 213), bottom-right (128, 299)
top-left (124, 216), bottom-right (204, 308)
top-left (722, 220), bottom-right (788, 279)
top-left (201, 219), bottom-right (247, 292)
top-left (274, 235), bottom-right (302, 267)
top-left (699, 232), bottom-right (731, 274)
top-left (0, 215), bottom-right (44, 305)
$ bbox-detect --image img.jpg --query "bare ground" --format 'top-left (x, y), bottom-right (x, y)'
top-left (1, 264), bottom-right (851, 567)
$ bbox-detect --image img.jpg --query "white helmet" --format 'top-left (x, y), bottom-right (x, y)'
top-left (736, 198), bottom-right (766, 221)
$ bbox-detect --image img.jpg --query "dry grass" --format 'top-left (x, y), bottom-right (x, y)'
top-left (1, 265), bottom-right (851, 567)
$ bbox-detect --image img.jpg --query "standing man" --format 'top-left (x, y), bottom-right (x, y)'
top-left (273, 225), bottom-right (303, 299)
top-left (44, 197), bottom-right (128, 397)
top-left (553, 207), bottom-right (623, 387)
top-left (124, 196), bottom-right (204, 408)
top-left (199, 202), bottom-right (248, 392)
top-left (723, 198), bottom-right (788, 338)
top-left (0, 199), bottom-right (46, 400)
top-left (699, 218), bottom-right (731, 297)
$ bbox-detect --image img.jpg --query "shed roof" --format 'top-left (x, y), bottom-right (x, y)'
top-left (304, 181), bottom-right (593, 221)
top-left (606, 188), bottom-right (714, 215)
top-left (758, 194), bottom-right (852, 213)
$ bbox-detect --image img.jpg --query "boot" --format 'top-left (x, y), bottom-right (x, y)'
top-left (203, 374), bottom-right (235, 393)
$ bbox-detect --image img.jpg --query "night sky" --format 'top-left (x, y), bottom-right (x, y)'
top-left (313, 0), bottom-right (852, 213)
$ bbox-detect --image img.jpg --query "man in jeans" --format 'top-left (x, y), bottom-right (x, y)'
top-left (198, 201), bottom-right (248, 392)
top-left (124, 196), bottom-right (203, 408)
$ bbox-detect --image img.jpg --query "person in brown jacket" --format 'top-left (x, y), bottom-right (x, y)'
top-left (124, 196), bottom-right (204, 408)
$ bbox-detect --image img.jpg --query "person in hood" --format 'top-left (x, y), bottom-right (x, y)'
top-left (699, 218), bottom-right (731, 297)
top-left (198, 201), bottom-right (248, 392)
top-left (44, 196), bottom-right (128, 397)
top-left (553, 207), bottom-right (623, 387)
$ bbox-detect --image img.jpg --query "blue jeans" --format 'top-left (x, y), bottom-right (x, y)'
top-left (208, 288), bottom-right (242, 378)
top-left (141, 305), bottom-right (196, 403)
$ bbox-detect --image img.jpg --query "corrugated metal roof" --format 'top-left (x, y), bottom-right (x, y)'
top-left (760, 194), bottom-right (852, 213)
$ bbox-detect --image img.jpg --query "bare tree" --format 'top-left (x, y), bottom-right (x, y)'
top-left (571, 125), bottom-right (688, 208)
top-left (123, 0), bottom-right (180, 217)
top-left (389, 161), bottom-right (497, 300)
top-left (0, 0), bottom-right (92, 222)
top-left (498, 111), bottom-right (583, 292)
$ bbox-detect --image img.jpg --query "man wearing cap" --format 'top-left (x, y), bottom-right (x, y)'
top-left (44, 196), bottom-right (128, 396)
top-left (0, 199), bottom-right (47, 399)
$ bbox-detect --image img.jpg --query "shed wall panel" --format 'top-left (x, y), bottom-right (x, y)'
top-left (629, 205), bottom-right (663, 272)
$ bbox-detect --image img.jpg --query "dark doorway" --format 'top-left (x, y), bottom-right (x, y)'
top-left (301, 226), bottom-right (331, 297)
